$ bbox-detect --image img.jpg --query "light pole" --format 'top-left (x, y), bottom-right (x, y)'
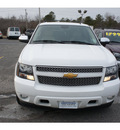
top-left (25, 9), bottom-right (28, 30)
top-left (78, 10), bottom-right (87, 23)
top-left (39, 8), bottom-right (41, 23)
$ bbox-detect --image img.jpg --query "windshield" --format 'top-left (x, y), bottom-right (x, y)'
top-left (105, 31), bottom-right (120, 43)
top-left (31, 25), bottom-right (99, 45)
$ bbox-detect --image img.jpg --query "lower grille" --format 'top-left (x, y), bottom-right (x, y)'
top-left (38, 76), bottom-right (101, 86)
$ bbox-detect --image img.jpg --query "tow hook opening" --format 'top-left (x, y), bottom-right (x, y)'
top-left (88, 100), bottom-right (97, 104)
top-left (40, 99), bottom-right (49, 104)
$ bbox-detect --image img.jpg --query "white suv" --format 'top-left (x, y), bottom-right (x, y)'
top-left (14, 22), bottom-right (120, 109)
top-left (7, 27), bottom-right (21, 39)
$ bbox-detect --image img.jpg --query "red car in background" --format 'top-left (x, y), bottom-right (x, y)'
top-left (0, 31), bottom-right (3, 39)
top-left (94, 29), bottom-right (120, 75)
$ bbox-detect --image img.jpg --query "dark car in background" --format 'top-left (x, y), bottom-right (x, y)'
top-left (94, 29), bottom-right (120, 73)
top-left (25, 29), bottom-right (34, 39)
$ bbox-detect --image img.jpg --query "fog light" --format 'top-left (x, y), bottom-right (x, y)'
top-left (20, 94), bottom-right (28, 99)
top-left (107, 96), bottom-right (115, 100)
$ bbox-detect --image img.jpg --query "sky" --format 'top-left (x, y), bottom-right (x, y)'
top-left (0, 0), bottom-right (120, 21)
top-left (0, 8), bottom-right (120, 21)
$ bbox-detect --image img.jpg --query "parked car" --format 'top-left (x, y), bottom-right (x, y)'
top-left (0, 31), bottom-right (3, 39)
top-left (7, 27), bottom-right (21, 39)
top-left (25, 29), bottom-right (34, 39)
top-left (15, 22), bottom-right (120, 109)
top-left (94, 29), bottom-right (120, 73)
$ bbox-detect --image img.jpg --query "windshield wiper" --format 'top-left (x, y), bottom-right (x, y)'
top-left (33, 40), bottom-right (64, 43)
top-left (33, 40), bottom-right (96, 45)
top-left (61, 41), bottom-right (95, 45)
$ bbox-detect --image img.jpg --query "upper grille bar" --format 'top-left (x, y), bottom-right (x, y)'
top-left (36, 66), bottom-right (103, 73)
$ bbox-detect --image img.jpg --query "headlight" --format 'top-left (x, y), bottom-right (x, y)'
top-left (104, 65), bottom-right (118, 82)
top-left (16, 63), bottom-right (35, 81)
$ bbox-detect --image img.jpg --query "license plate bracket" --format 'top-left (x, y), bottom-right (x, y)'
top-left (59, 101), bottom-right (78, 109)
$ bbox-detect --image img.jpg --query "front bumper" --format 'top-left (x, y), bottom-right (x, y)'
top-left (14, 76), bottom-right (120, 109)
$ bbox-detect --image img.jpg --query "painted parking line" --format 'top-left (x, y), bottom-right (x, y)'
top-left (0, 56), bottom-right (4, 59)
top-left (0, 94), bottom-right (16, 99)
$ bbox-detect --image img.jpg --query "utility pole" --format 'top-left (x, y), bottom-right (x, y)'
top-left (25, 9), bottom-right (28, 30)
top-left (39, 8), bottom-right (41, 23)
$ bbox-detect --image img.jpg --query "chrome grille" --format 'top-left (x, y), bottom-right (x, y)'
top-left (37, 76), bottom-right (101, 86)
top-left (36, 66), bottom-right (103, 73)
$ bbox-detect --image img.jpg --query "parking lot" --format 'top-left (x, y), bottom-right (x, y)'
top-left (0, 38), bottom-right (120, 122)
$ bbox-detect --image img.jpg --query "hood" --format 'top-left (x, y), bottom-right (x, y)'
top-left (106, 43), bottom-right (120, 53)
top-left (19, 43), bottom-right (116, 67)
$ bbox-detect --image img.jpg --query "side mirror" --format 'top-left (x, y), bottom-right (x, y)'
top-left (19, 35), bottom-right (29, 43)
top-left (100, 37), bottom-right (110, 47)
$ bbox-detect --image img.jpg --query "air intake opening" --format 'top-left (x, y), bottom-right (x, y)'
top-left (40, 99), bottom-right (49, 104)
top-left (88, 100), bottom-right (97, 104)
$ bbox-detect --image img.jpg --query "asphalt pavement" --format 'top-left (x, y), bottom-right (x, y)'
top-left (0, 39), bottom-right (120, 122)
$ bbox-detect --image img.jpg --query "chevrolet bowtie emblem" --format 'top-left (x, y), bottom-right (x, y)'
top-left (63, 73), bottom-right (78, 78)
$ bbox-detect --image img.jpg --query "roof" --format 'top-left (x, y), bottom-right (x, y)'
top-left (39, 22), bottom-right (89, 27)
